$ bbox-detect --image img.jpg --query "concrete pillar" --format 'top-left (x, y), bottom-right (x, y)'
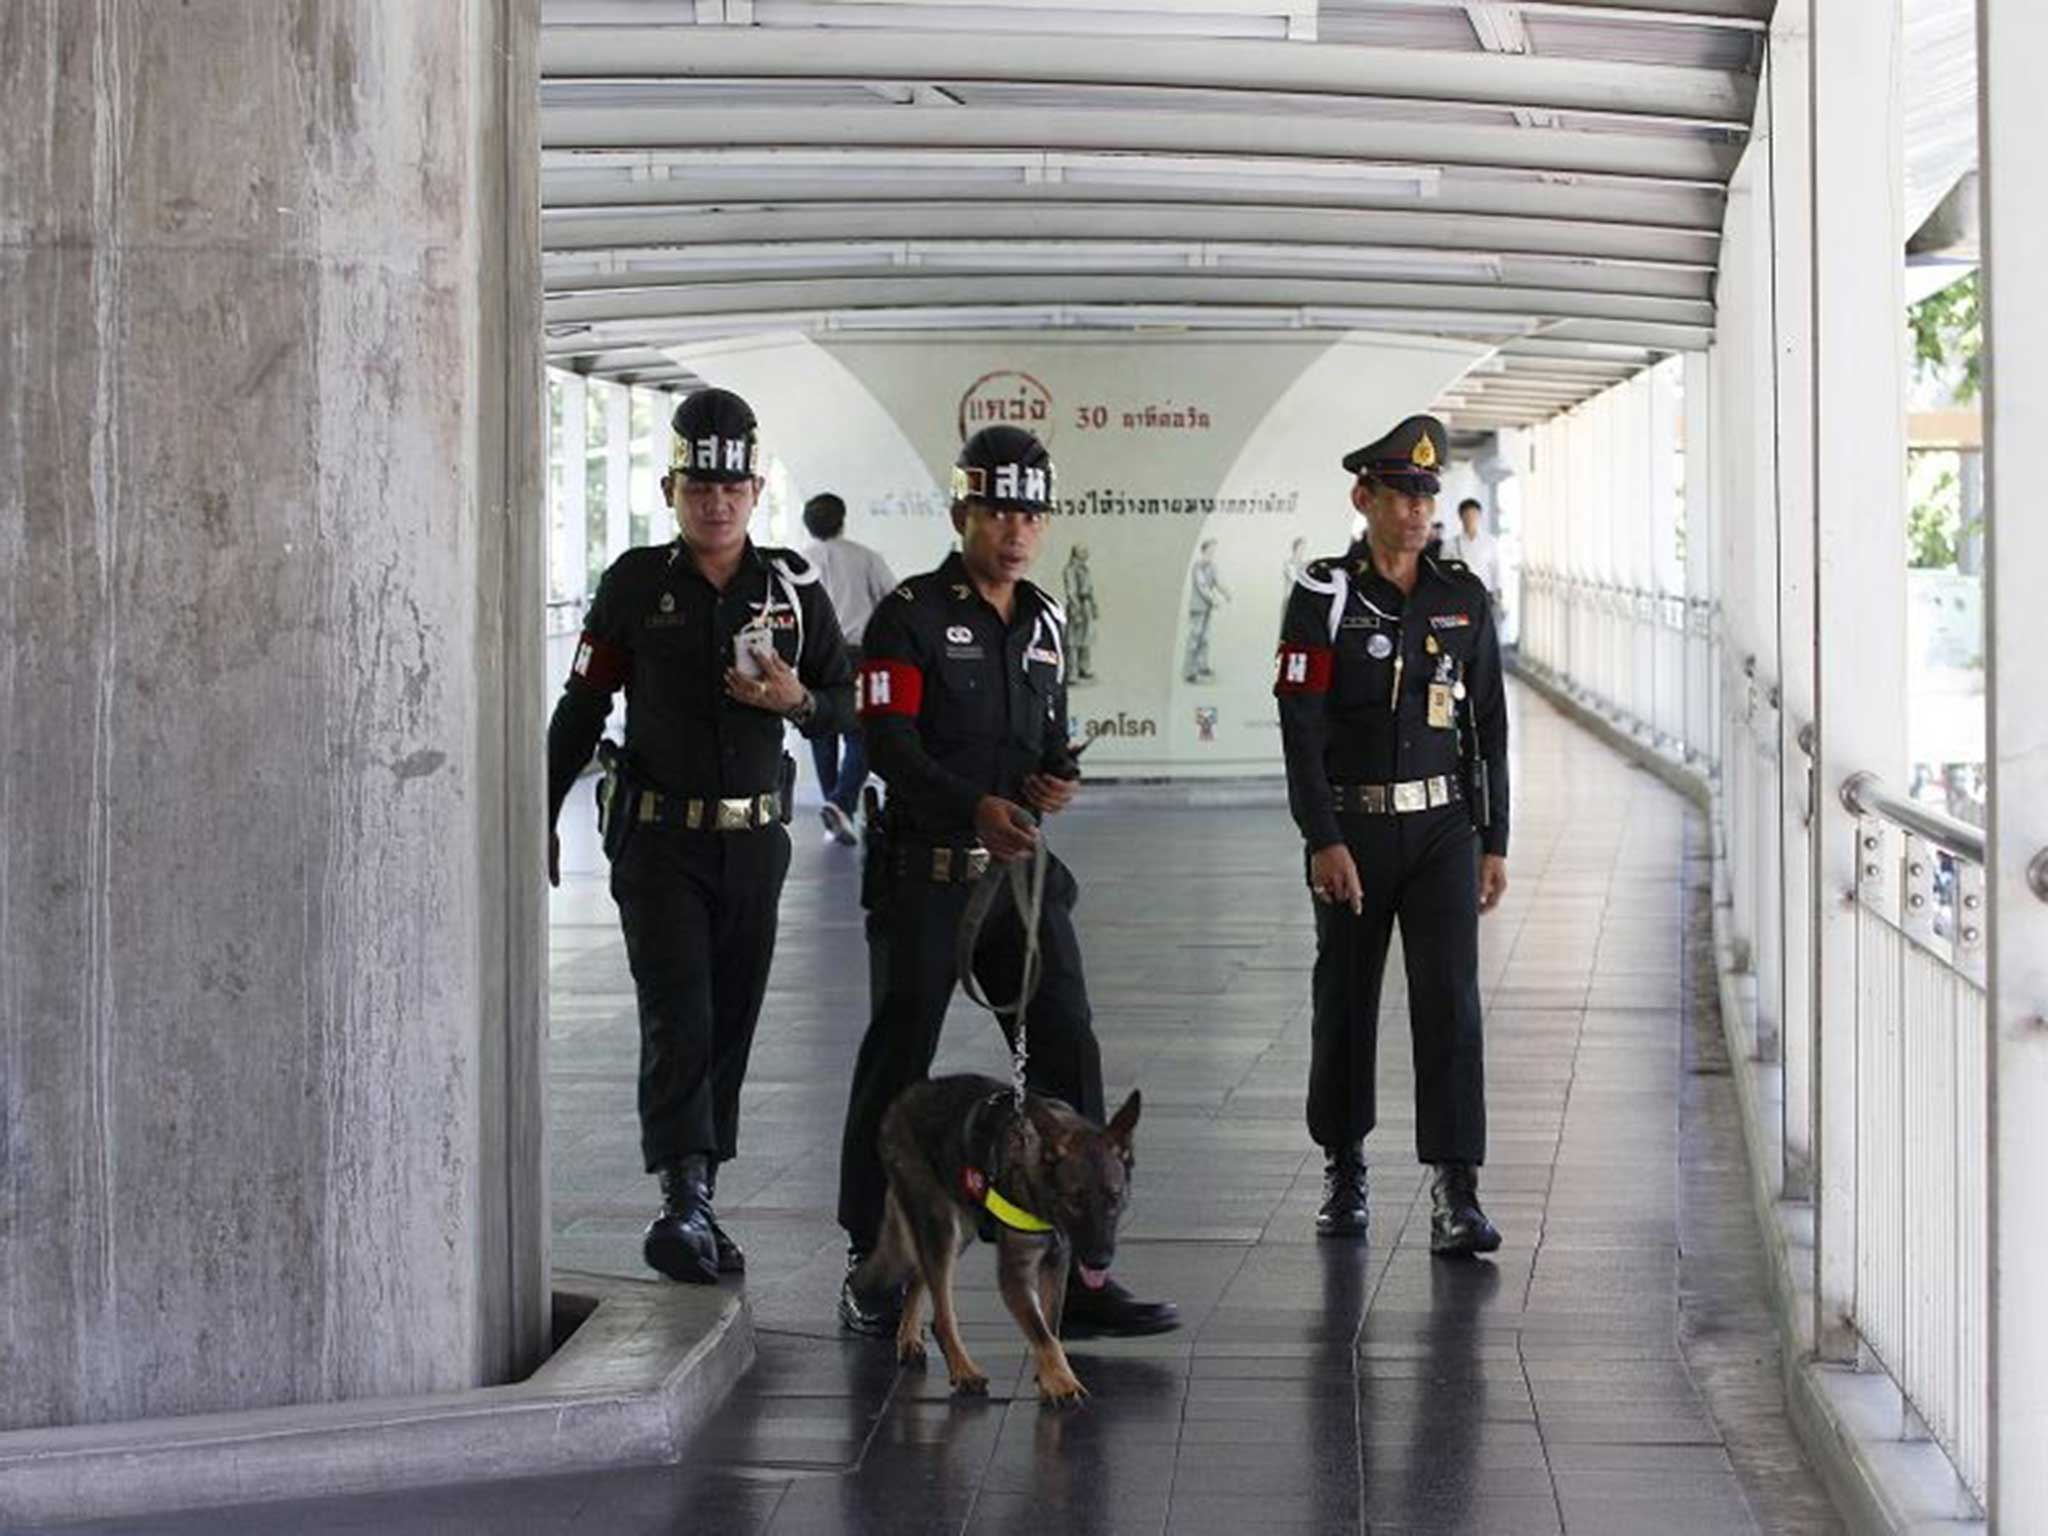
top-left (0, 2), bottom-right (546, 1431)
top-left (1809, 0), bottom-right (1909, 1364)
top-left (1682, 350), bottom-right (1716, 770)
top-left (1978, 1), bottom-right (2048, 1523)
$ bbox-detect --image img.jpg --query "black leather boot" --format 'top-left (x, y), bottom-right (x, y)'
top-left (837, 1245), bottom-right (904, 1338)
top-left (1316, 1143), bottom-right (1370, 1238)
top-left (1429, 1163), bottom-right (1502, 1257)
top-left (1061, 1273), bottom-right (1180, 1337)
top-left (644, 1154), bottom-right (720, 1285)
top-left (704, 1162), bottom-right (744, 1275)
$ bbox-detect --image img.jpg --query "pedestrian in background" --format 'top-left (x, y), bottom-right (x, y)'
top-left (1445, 497), bottom-right (1504, 622)
top-left (802, 492), bottom-right (898, 846)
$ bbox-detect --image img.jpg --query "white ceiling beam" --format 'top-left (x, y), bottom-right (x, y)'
top-left (538, 162), bottom-right (1725, 230)
top-left (1496, 336), bottom-right (1666, 360)
top-left (541, 272), bottom-right (1713, 332)
top-left (540, 303), bottom-right (1697, 352)
top-left (539, 104), bottom-right (1743, 185)
top-left (539, 239), bottom-right (1713, 299)
top-left (537, 26), bottom-right (1756, 124)
top-left (561, 346), bottom-right (693, 375)
top-left (544, 305), bottom-right (1546, 358)
top-left (738, 0), bottom-right (1316, 40)
top-left (1364, 0), bottom-right (1766, 22)
top-left (540, 202), bottom-right (1721, 264)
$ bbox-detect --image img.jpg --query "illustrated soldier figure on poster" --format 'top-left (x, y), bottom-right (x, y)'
top-left (1183, 538), bottom-right (1231, 683)
top-left (1063, 543), bottom-right (1099, 683)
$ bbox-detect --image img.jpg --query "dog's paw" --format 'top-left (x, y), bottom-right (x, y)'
top-left (949, 1368), bottom-right (991, 1396)
top-left (896, 1333), bottom-right (928, 1366)
top-left (1037, 1367), bottom-right (1089, 1406)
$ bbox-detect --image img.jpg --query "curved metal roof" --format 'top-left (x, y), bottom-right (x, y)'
top-left (541, 0), bottom-right (1770, 426)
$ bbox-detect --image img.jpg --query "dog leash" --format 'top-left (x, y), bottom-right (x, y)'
top-left (956, 829), bottom-right (1048, 1108)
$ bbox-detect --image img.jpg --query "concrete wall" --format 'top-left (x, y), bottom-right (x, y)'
top-left (0, 1), bottom-right (547, 1430)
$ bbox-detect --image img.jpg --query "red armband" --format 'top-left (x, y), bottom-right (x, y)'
top-left (1273, 644), bottom-right (1334, 696)
top-left (569, 632), bottom-right (629, 692)
top-left (858, 658), bottom-right (924, 717)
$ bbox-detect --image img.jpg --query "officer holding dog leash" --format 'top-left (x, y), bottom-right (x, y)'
top-left (1274, 415), bottom-right (1510, 1257)
top-left (835, 424), bottom-right (1178, 1340)
top-left (547, 387), bottom-right (854, 1286)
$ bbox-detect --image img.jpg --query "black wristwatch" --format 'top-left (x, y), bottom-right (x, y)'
top-left (786, 688), bottom-right (816, 728)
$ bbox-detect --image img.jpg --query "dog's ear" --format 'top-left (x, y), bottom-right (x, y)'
top-left (1105, 1089), bottom-right (1141, 1151)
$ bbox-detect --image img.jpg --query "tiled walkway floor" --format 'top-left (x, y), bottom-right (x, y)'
top-left (54, 681), bottom-right (1843, 1535)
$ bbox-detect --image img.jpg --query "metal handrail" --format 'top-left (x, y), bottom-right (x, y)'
top-left (1841, 771), bottom-right (1985, 867)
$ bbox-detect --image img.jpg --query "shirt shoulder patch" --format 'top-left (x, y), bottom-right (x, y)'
top-left (1295, 556), bottom-right (1348, 596)
top-left (1429, 555), bottom-right (1488, 592)
top-left (1024, 580), bottom-right (1067, 627)
top-left (763, 547), bottom-right (819, 585)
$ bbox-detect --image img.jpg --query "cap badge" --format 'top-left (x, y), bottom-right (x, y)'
top-left (659, 592), bottom-right (675, 613)
top-left (1411, 434), bottom-right (1438, 469)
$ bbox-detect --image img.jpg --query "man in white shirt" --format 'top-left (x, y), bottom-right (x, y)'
top-left (802, 493), bottom-right (898, 845)
top-left (1445, 498), bottom-right (1503, 615)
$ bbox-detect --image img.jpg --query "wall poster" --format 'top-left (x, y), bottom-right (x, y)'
top-left (673, 331), bottom-right (1487, 778)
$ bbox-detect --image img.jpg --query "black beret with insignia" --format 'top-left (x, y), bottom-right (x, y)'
top-left (670, 388), bottom-right (760, 482)
top-left (1341, 414), bottom-right (1448, 495)
top-left (953, 424), bottom-right (1056, 512)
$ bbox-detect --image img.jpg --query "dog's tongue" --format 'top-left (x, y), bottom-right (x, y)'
top-left (1078, 1265), bottom-right (1110, 1289)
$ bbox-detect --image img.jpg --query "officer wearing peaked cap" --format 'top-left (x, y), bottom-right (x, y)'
top-left (547, 386), bottom-right (856, 1286)
top-left (835, 424), bottom-right (1178, 1340)
top-left (1275, 413), bottom-right (1511, 1257)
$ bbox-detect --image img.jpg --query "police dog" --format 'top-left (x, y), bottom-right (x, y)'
top-left (848, 1073), bottom-right (1141, 1406)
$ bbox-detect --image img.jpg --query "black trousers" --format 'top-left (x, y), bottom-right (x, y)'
top-left (837, 853), bottom-right (1104, 1249)
top-left (1308, 806), bottom-right (1487, 1165)
top-left (611, 823), bottom-right (792, 1172)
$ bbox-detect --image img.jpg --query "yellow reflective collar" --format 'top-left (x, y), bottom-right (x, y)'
top-left (983, 1185), bottom-right (1053, 1234)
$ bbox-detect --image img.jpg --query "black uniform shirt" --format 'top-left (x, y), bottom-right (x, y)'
top-left (857, 550), bottom-right (1076, 840)
top-left (546, 538), bottom-right (855, 823)
top-left (1274, 548), bottom-right (1509, 857)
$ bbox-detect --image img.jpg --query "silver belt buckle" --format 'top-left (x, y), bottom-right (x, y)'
top-left (931, 847), bottom-right (954, 881)
top-left (642, 792), bottom-right (663, 825)
top-left (1426, 776), bottom-right (1451, 809)
top-left (964, 848), bottom-right (991, 880)
top-left (757, 792), bottom-right (779, 825)
top-left (714, 797), bottom-right (752, 832)
top-left (682, 798), bottom-right (704, 830)
top-left (1392, 780), bottom-right (1428, 813)
top-left (1362, 784), bottom-right (1388, 814)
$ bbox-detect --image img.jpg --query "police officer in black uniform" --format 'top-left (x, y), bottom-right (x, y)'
top-left (547, 388), bottom-right (855, 1285)
top-left (835, 425), bottom-right (1178, 1338)
top-left (1274, 415), bottom-right (1511, 1257)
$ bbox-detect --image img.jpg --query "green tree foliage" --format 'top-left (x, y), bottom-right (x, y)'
top-left (1909, 271), bottom-right (1981, 404)
top-left (1906, 455), bottom-right (1960, 568)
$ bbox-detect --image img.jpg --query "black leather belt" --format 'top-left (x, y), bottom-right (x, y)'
top-left (628, 788), bottom-right (781, 831)
top-left (1330, 776), bottom-right (1460, 815)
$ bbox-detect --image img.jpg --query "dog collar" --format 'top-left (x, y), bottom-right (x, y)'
top-left (958, 1090), bottom-right (1056, 1234)
top-left (983, 1183), bottom-right (1054, 1234)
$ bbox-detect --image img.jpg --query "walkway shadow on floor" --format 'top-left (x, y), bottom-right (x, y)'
top-left (1363, 1260), bottom-right (1523, 1534)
